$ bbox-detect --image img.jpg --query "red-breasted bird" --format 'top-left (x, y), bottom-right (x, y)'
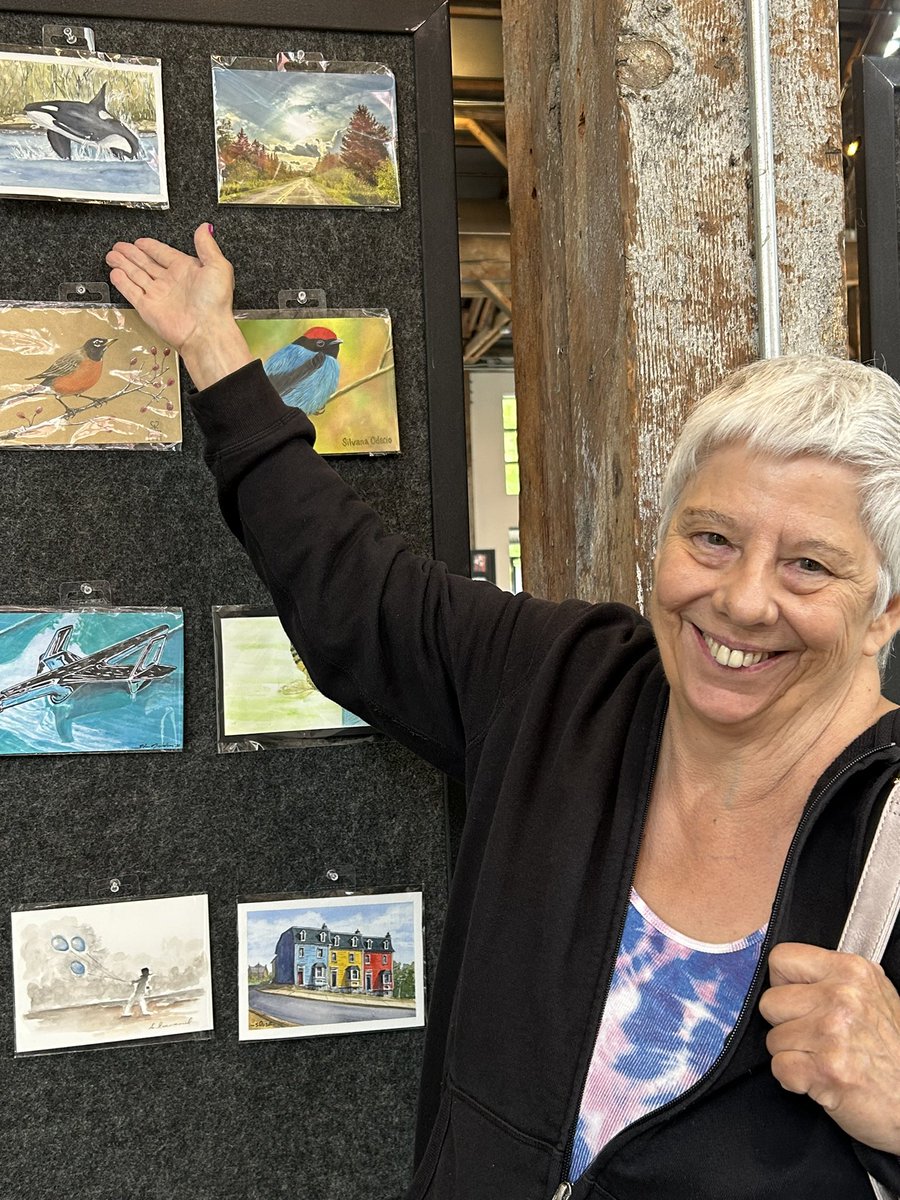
top-left (262, 327), bottom-right (341, 415)
top-left (25, 337), bottom-right (117, 413)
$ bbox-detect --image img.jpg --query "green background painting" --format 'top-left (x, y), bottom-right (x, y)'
top-left (237, 313), bottom-right (399, 455)
top-left (219, 614), bottom-right (366, 737)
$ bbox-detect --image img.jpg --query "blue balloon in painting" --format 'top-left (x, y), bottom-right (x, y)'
top-left (70, 935), bottom-right (86, 951)
top-left (70, 961), bottom-right (85, 976)
top-left (51, 935), bottom-right (69, 952)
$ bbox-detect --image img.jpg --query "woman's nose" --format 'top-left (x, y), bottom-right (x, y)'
top-left (712, 558), bottom-right (779, 627)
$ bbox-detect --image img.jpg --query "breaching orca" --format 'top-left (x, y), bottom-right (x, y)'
top-left (23, 83), bottom-right (141, 161)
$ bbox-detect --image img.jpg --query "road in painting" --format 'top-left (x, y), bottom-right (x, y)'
top-left (238, 893), bottom-right (425, 1040)
top-left (212, 61), bottom-right (399, 207)
top-left (248, 988), bottom-right (401, 1026)
top-left (0, 609), bottom-right (184, 755)
top-left (11, 895), bottom-right (213, 1054)
top-left (0, 51), bottom-right (168, 206)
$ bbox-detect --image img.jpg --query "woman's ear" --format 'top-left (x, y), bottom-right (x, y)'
top-left (864, 593), bottom-right (900, 658)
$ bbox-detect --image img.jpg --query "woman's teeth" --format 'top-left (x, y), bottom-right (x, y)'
top-left (702, 634), bottom-right (770, 669)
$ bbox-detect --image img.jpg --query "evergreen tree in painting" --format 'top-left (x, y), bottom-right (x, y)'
top-left (340, 104), bottom-right (393, 184)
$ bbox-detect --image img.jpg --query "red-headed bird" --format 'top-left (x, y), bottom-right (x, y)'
top-left (261, 326), bottom-right (342, 415)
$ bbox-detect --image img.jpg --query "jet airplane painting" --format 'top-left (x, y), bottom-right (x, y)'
top-left (0, 609), bottom-right (184, 755)
top-left (0, 623), bottom-right (175, 712)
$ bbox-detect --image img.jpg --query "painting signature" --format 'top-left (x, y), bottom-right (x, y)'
top-left (149, 1016), bottom-right (194, 1030)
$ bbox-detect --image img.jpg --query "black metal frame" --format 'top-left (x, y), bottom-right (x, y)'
top-left (852, 57), bottom-right (900, 703)
top-left (853, 55), bottom-right (900, 380)
top-left (1, 0), bottom-right (470, 577)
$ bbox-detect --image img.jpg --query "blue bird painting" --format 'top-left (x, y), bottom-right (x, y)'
top-left (262, 326), bottom-right (342, 415)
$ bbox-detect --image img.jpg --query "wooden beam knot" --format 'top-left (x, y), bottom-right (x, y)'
top-left (616, 38), bottom-right (674, 91)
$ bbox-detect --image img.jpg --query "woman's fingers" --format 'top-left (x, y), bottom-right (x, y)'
top-left (132, 237), bottom-right (183, 269)
top-left (105, 251), bottom-right (156, 294)
top-left (109, 242), bottom-right (166, 280)
top-left (108, 268), bottom-right (145, 306)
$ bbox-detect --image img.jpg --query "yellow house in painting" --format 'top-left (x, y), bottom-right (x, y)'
top-left (329, 929), bottom-right (364, 991)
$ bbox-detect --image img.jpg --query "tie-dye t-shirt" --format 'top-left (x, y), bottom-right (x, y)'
top-left (568, 889), bottom-right (766, 1180)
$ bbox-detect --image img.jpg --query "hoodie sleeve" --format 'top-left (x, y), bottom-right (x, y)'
top-left (190, 361), bottom-right (568, 780)
top-left (851, 1143), bottom-right (900, 1194)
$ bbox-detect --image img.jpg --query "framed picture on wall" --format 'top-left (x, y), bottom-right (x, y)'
top-left (470, 548), bottom-right (496, 583)
top-left (237, 890), bottom-right (425, 1041)
top-left (212, 605), bottom-right (371, 751)
top-left (11, 893), bottom-right (213, 1054)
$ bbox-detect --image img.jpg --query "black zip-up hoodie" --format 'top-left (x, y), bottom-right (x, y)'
top-left (192, 362), bottom-right (900, 1199)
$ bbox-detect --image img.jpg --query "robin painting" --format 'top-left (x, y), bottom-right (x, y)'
top-left (25, 337), bottom-right (117, 413)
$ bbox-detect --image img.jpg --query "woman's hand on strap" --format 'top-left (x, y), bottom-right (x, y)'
top-left (760, 942), bottom-right (900, 1153)
top-left (105, 222), bottom-right (252, 389)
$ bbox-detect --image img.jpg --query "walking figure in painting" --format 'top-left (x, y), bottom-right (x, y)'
top-left (122, 966), bottom-right (152, 1017)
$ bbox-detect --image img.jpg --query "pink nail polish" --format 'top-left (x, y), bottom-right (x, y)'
top-left (208, 223), bottom-right (215, 236)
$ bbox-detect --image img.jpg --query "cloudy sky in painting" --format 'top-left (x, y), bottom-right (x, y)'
top-left (243, 894), bottom-right (420, 964)
top-left (211, 65), bottom-right (397, 151)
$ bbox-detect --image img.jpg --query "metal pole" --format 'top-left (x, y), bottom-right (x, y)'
top-left (747, 0), bottom-right (782, 357)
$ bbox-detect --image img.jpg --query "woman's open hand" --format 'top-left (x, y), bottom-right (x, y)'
top-left (760, 942), bottom-right (900, 1153)
top-left (106, 223), bottom-right (251, 389)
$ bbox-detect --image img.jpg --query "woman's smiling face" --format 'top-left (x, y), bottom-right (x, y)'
top-left (650, 443), bottom-right (900, 734)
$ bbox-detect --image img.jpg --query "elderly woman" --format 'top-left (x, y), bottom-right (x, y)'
top-left (107, 226), bottom-right (900, 1199)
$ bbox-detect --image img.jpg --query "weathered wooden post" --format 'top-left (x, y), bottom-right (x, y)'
top-left (502, 0), bottom-right (845, 606)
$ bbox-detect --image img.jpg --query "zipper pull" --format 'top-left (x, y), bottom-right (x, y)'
top-left (552, 1185), bottom-right (573, 1200)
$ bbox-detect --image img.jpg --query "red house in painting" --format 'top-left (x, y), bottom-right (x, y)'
top-left (363, 932), bottom-right (394, 996)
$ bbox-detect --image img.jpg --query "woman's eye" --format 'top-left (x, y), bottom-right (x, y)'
top-left (795, 558), bottom-right (827, 574)
top-left (696, 532), bottom-right (729, 548)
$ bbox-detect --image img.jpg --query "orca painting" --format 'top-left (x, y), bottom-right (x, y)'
top-left (0, 50), bottom-right (168, 207)
top-left (23, 84), bottom-right (141, 161)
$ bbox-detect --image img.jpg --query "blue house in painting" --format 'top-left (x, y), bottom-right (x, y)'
top-left (273, 924), bottom-right (330, 989)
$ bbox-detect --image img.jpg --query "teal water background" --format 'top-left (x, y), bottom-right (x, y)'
top-left (0, 608), bottom-right (183, 755)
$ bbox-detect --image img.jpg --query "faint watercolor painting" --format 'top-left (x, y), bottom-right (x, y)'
top-left (213, 607), bottom-right (368, 750)
top-left (0, 608), bottom-right (184, 756)
top-left (0, 49), bottom-right (168, 206)
top-left (0, 304), bottom-right (180, 447)
top-left (236, 312), bottom-right (398, 455)
top-left (238, 891), bottom-right (424, 1040)
top-left (212, 58), bottom-right (399, 208)
top-left (11, 894), bottom-right (213, 1054)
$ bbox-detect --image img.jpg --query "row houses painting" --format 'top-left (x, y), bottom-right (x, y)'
top-left (273, 924), bottom-right (394, 996)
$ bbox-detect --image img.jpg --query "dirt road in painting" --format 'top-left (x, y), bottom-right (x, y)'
top-left (232, 176), bottom-right (334, 205)
top-left (248, 986), bottom-right (404, 1026)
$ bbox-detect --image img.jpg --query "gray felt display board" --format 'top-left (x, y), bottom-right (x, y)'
top-left (0, 3), bottom-right (467, 1197)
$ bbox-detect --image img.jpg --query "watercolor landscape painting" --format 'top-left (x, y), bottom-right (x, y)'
top-left (236, 312), bottom-right (398, 455)
top-left (212, 59), bottom-right (399, 207)
top-left (0, 608), bottom-right (184, 756)
top-left (12, 894), bottom-right (213, 1054)
top-left (214, 607), bottom-right (368, 750)
top-left (0, 304), bottom-right (181, 447)
top-left (0, 50), bottom-right (167, 206)
top-left (238, 891), bottom-right (424, 1040)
